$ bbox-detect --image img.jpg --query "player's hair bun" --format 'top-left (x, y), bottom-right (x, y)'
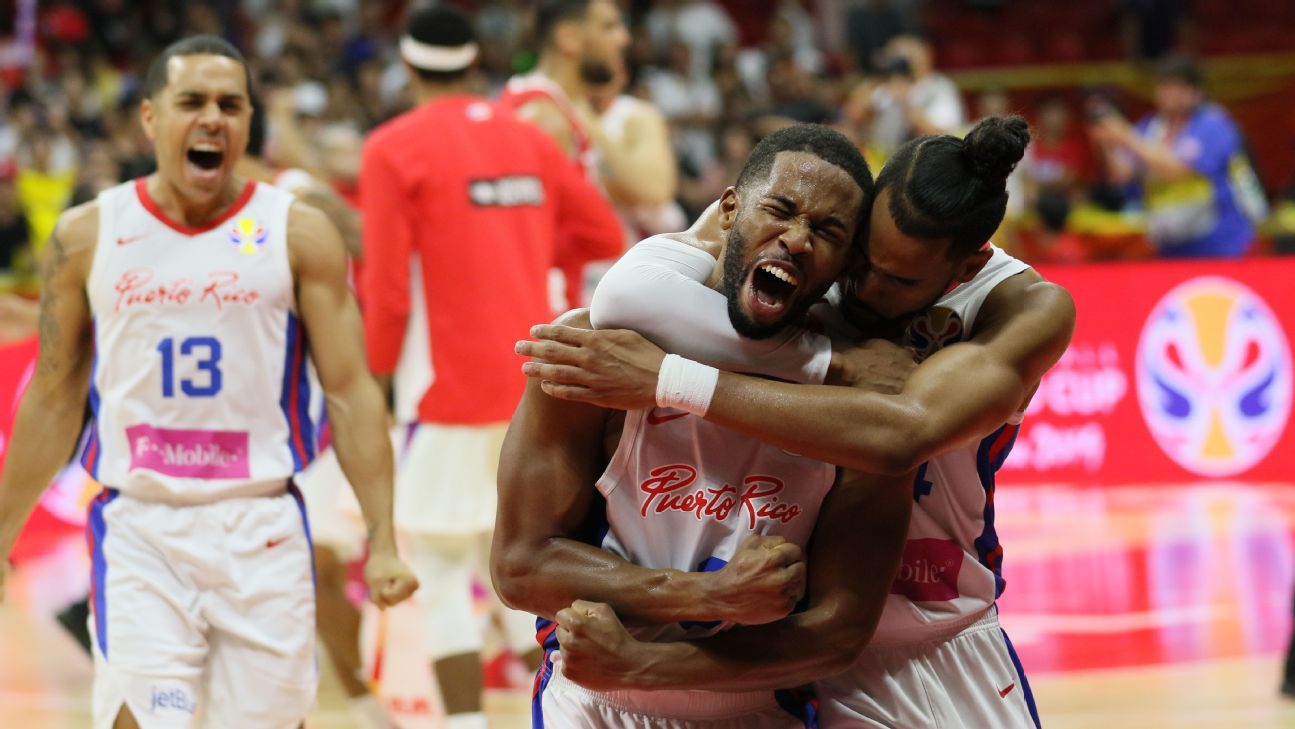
top-left (961, 115), bottom-right (1031, 188)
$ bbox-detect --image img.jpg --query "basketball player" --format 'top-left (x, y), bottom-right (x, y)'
top-left (519, 116), bottom-right (1075, 728)
top-left (583, 65), bottom-right (687, 302)
top-left (498, 0), bottom-right (630, 308)
top-left (0, 36), bottom-right (418, 728)
top-left (494, 124), bottom-right (914, 727)
top-left (359, 8), bottom-right (622, 729)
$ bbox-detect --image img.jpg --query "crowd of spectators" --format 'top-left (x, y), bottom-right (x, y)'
top-left (2, 0), bottom-right (1294, 296)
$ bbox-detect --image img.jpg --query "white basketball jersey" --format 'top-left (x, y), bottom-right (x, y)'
top-left (828, 243), bottom-right (1030, 644)
top-left (871, 245), bottom-right (1032, 645)
top-left (592, 408), bottom-right (836, 643)
top-left (81, 179), bottom-right (314, 503)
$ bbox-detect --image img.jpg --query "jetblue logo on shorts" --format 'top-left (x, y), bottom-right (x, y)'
top-left (149, 685), bottom-right (196, 715)
top-left (467, 176), bottom-right (544, 207)
top-left (1136, 277), bottom-right (1292, 477)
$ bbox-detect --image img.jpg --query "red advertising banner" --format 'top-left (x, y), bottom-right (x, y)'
top-left (1001, 258), bottom-right (1295, 485)
top-left (0, 336), bottom-right (37, 474)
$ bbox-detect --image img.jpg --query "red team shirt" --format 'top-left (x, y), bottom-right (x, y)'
top-left (360, 95), bottom-right (621, 424)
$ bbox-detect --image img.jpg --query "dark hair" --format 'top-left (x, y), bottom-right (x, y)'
top-left (875, 115), bottom-right (1030, 259)
top-left (144, 35), bottom-right (251, 99)
top-left (405, 4), bottom-right (475, 83)
top-left (246, 94), bottom-right (265, 158)
top-left (536, 0), bottom-right (592, 47)
top-left (1156, 54), bottom-right (1204, 89)
top-left (735, 124), bottom-right (874, 224)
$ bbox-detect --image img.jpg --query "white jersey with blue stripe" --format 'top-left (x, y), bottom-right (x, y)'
top-left (828, 244), bottom-right (1031, 646)
top-left (81, 178), bottom-right (315, 503)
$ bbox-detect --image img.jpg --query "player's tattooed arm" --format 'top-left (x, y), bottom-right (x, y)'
top-left (0, 206), bottom-right (96, 595)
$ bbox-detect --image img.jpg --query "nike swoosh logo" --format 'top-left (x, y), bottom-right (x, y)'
top-left (266, 536), bottom-right (290, 549)
top-left (646, 409), bottom-right (688, 425)
top-left (116, 233), bottom-right (149, 246)
top-left (998, 683), bottom-right (1016, 698)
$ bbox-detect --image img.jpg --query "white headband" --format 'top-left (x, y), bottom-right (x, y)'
top-left (400, 35), bottom-right (478, 71)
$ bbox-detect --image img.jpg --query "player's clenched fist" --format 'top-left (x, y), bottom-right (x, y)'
top-left (555, 600), bottom-right (639, 690)
top-left (363, 551), bottom-right (419, 608)
top-left (707, 535), bottom-right (806, 625)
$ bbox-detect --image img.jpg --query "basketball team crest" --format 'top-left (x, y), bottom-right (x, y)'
top-left (228, 216), bottom-right (267, 255)
top-left (1136, 277), bottom-right (1292, 477)
top-left (905, 306), bottom-right (964, 362)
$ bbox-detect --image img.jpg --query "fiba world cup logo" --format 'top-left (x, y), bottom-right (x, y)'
top-left (1136, 277), bottom-right (1292, 477)
top-left (228, 216), bottom-right (267, 255)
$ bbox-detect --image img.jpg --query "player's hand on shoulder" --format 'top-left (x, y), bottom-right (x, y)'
top-left (555, 600), bottom-right (640, 690)
top-left (710, 535), bottom-right (807, 625)
top-left (518, 317), bottom-right (664, 411)
top-left (827, 338), bottom-right (917, 394)
top-left (363, 550), bottom-right (419, 608)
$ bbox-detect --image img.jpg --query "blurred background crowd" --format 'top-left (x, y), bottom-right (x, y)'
top-left (2, 0), bottom-right (1295, 296)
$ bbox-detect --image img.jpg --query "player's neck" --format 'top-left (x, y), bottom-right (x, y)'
top-left (536, 56), bottom-right (585, 102)
top-left (413, 80), bottom-right (473, 105)
top-left (145, 174), bottom-right (248, 228)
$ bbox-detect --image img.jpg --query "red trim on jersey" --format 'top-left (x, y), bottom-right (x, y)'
top-left (134, 177), bottom-right (258, 235)
top-left (988, 423), bottom-right (1020, 466)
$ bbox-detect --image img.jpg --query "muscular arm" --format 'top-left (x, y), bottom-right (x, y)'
top-left (290, 203), bottom-right (397, 554)
top-left (493, 311), bottom-right (803, 625)
top-left (702, 274), bottom-right (1075, 473)
top-left (596, 101), bottom-right (677, 207)
top-left (0, 207), bottom-right (96, 584)
top-left (524, 272), bottom-right (1074, 474)
top-left (559, 468), bottom-right (911, 690)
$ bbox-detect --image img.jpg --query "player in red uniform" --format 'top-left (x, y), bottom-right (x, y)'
top-left (359, 7), bottom-right (622, 728)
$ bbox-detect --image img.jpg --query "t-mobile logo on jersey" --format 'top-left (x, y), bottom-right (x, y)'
top-left (890, 538), bottom-right (964, 602)
top-left (126, 424), bottom-right (250, 479)
top-left (639, 464), bottom-right (803, 528)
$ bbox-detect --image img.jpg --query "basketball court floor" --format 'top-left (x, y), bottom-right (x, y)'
top-left (4, 480), bottom-right (1295, 728)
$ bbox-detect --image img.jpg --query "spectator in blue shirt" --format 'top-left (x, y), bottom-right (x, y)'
top-left (1089, 56), bottom-right (1266, 258)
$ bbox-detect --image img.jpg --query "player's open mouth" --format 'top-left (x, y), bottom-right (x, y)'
top-left (747, 259), bottom-right (802, 316)
top-left (186, 144), bottom-right (224, 181)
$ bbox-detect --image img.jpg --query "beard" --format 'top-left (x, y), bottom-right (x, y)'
top-left (719, 225), bottom-right (825, 340)
top-left (578, 57), bottom-right (615, 85)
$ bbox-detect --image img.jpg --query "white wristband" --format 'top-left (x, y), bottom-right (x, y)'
top-left (655, 354), bottom-right (719, 416)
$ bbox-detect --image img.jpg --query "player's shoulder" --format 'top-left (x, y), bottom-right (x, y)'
top-left (285, 198), bottom-right (335, 235)
top-left (55, 199), bottom-right (101, 250)
top-left (980, 268), bottom-right (1075, 336)
top-left (365, 106), bottom-right (426, 149)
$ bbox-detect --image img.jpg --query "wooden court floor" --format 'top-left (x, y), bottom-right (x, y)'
top-left (4, 481), bottom-right (1295, 728)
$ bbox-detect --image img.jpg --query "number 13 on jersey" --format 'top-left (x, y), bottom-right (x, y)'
top-left (157, 336), bottom-right (223, 397)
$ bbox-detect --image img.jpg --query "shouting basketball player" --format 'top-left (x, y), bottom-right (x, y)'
top-left (494, 124), bottom-right (916, 728)
top-left (520, 116), bottom-right (1074, 728)
top-left (0, 36), bottom-right (418, 728)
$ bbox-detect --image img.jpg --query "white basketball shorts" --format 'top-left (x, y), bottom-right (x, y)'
top-left (87, 486), bottom-right (317, 728)
top-left (394, 422), bottom-right (508, 536)
top-left (536, 650), bottom-right (813, 729)
top-left (815, 608), bottom-right (1040, 729)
